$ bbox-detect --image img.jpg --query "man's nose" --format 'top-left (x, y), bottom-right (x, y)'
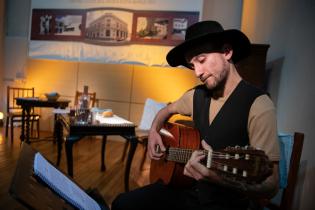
top-left (194, 64), bottom-right (203, 78)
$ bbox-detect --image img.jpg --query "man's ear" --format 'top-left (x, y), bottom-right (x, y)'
top-left (223, 44), bottom-right (233, 60)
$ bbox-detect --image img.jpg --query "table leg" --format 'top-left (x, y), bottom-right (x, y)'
top-left (55, 118), bottom-right (63, 166)
top-left (53, 114), bottom-right (58, 144)
top-left (65, 139), bottom-right (74, 177)
top-left (25, 107), bottom-right (31, 144)
top-left (121, 141), bottom-right (129, 162)
top-left (124, 136), bottom-right (138, 192)
top-left (20, 107), bottom-right (26, 142)
top-left (101, 135), bottom-right (107, 171)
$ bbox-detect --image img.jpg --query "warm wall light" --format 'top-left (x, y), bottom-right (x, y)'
top-left (15, 70), bottom-right (26, 85)
top-left (0, 112), bottom-right (3, 127)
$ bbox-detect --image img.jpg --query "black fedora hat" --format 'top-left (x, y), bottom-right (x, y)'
top-left (166, 20), bottom-right (251, 69)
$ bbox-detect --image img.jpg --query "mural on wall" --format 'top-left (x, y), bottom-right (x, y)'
top-left (31, 8), bottom-right (199, 46)
top-left (29, 0), bottom-right (203, 66)
top-left (85, 9), bottom-right (132, 44)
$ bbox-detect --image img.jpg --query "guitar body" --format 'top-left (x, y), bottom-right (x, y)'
top-left (150, 122), bottom-right (200, 187)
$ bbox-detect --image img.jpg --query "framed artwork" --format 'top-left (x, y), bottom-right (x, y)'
top-left (84, 8), bottom-right (133, 46)
top-left (31, 8), bottom-right (199, 46)
top-left (132, 11), bottom-right (199, 45)
top-left (31, 9), bottom-right (86, 41)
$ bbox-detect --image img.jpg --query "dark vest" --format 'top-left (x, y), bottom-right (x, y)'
top-left (192, 80), bottom-right (265, 206)
top-left (193, 80), bottom-right (264, 150)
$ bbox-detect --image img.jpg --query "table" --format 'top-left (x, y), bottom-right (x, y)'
top-left (55, 114), bottom-right (138, 192)
top-left (16, 97), bottom-right (71, 143)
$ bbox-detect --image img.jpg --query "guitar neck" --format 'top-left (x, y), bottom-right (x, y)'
top-left (166, 147), bottom-right (211, 167)
top-left (154, 123), bottom-right (273, 184)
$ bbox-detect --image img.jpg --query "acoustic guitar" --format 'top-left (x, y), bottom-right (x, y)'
top-left (150, 122), bottom-right (273, 187)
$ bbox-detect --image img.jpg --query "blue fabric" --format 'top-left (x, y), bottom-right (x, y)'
top-left (278, 133), bottom-right (294, 189)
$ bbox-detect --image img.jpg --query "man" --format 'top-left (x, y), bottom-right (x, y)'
top-left (112, 20), bottom-right (279, 210)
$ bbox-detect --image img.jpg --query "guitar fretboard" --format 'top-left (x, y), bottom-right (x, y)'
top-left (166, 147), bottom-right (209, 165)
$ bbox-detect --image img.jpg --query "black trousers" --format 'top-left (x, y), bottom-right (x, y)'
top-left (111, 181), bottom-right (249, 210)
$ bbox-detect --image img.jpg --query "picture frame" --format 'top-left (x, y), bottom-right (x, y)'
top-left (31, 9), bottom-right (86, 41)
top-left (31, 8), bottom-right (199, 46)
top-left (131, 11), bottom-right (199, 46)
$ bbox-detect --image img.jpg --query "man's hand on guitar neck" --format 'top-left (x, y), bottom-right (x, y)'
top-left (148, 104), bottom-right (177, 160)
top-left (183, 140), bottom-right (223, 184)
top-left (148, 129), bottom-right (166, 160)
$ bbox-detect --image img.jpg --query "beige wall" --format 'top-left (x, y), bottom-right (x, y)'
top-left (0, 0), bottom-right (5, 112)
top-left (24, 59), bottom-right (199, 131)
top-left (242, 1), bottom-right (315, 209)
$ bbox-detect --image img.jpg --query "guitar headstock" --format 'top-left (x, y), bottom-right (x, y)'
top-left (210, 146), bottom-right (273, 184)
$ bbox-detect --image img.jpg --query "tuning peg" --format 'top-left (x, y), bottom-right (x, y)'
top-left (225, 146), bottom-right (232, 150)
top-left (246, 145), bottom-right (255, 150)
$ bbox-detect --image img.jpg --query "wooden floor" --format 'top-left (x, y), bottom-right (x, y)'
top-left (0, 126), bottom-right (150, 209)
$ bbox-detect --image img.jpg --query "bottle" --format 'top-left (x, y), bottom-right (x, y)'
top-left (80, 85), bottom-right (90, 109)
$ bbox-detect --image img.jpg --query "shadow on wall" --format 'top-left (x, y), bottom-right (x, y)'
top-left (297, 161), bottom-right (315, 210)
top-left (266, 57), bottom-right (285, 105)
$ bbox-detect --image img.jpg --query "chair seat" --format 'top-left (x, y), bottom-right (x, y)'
top-left (135, 128), bottom-right (149, 142)
top-left (8, 112), bottom-right (40, 118)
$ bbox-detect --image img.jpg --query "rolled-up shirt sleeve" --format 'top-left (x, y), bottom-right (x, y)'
top-left (248, 95), bottom-right (280, 161)
top-left (171, 89), bottom-right (195, 117)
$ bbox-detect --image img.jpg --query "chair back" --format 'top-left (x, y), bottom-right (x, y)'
top-left (7, 86), bottom-right (35, 113)
top-left (138, 98), bottom-right (166, 130)
top-left (266, 132), bottom-right (304, 210)
top-left (74, 90), bottom-right (97, 108)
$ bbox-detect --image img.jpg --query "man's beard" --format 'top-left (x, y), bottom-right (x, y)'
top-left (206, 68), bottom-right (228, 99)
top-left (211, 76), bottom-right (227, 99)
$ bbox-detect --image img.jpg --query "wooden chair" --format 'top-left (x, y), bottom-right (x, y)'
top-left (74, 90), bottom-right (97, 108)
top-left (5, 86), bottom-right (40, 142)
top-left (121, 98), bottom-right (166, 170)
top-left (264, 132), bottom-right (304, 210)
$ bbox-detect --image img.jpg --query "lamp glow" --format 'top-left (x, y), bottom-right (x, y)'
top-left (0, 112), bottom-right (3, 127)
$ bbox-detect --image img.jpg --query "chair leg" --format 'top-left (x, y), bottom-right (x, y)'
top-left (5, 117), bottom-right (9, 137)
top-left (30, 120), bottom-right (34, 138)
top-left (10, 119), bottom-right (14, 143)
top-left (37, 120), bottom-right (40, 138)
top-left (139, 139), bottom-right (148, 170)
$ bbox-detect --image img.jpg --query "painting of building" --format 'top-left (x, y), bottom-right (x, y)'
top-left (86, 13), bottom-right (129, 42)
top-left (136, 17), bottom-right (168, 40)
top-left (55, 15), bottom-right (82, 36)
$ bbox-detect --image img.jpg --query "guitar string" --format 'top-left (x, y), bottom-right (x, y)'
top-left (167, 148), bottom-right (247, 159)
top-left (165, 148), bottom-right (259, 178)
top-left (168, 147), bottom-right (251, 157)
top-left (166, 152), bottom-right (250, 168)
top-left (165, 154), bottom-right (251, 175)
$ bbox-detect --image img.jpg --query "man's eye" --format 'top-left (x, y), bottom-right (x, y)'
top-left (197, 56), bottom-right (206, 63)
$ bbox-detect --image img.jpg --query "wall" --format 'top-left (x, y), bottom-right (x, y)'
top-left (242, 0), bottom-right (315, 209)
top-left (0, 0), bottom-right (5, 112)
top-left (2, 0), bottom-right (30, 113)
top-left (4, 0), bottom-right (315, 209)
top-left (202, 0), bottom-right (243, 29)
top-left (22, 59), bottom-right (198, 133)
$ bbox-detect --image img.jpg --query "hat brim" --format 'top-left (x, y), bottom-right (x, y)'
top-left (166, 29), bottom-right (251, 69)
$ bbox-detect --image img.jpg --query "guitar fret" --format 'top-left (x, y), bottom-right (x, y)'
top-left (167, 147), bottom-right (193, 163)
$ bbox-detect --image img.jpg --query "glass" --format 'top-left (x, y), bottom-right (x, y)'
top-left (75, 108), bottom-right (90, 124)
